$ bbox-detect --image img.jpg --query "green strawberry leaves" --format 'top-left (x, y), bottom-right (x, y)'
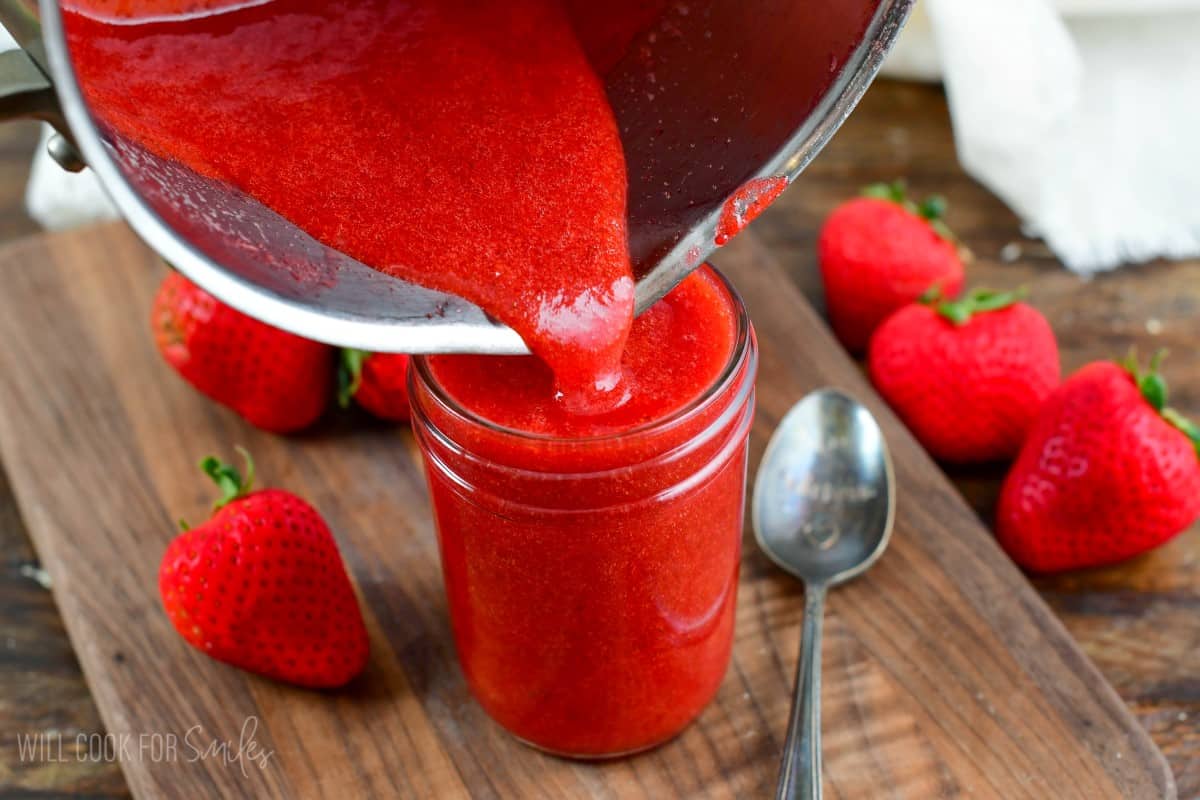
top-left (201, 446), bottom-right (255, 510)
top-left (917, 194), bottom-right (947, 222)
top-left (862, 180), bottom-right (909, 205)
top-left (1124, 349), bottom-right (1200, 458)
top-left (925, 286), bottom-right (1027, 326)
top-left (338, 348), bottom-right (369, 409)
top-left (1124, 349), bottom-right (1168, 411)
top-left (863, 179), bottom-right (955, 242)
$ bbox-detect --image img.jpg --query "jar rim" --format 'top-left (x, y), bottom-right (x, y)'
top-left (410, 266), bottom-right (752, 448)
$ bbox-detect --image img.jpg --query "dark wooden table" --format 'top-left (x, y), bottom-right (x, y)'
top-left (2, 80), bottom-right (1198, 798)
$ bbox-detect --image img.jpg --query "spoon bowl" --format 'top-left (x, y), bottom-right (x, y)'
top-left (752, 388), bottom-right (895, 800)
top-left (754, 388), bottom-right (895, 587)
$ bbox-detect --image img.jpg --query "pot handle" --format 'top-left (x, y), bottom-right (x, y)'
top-left (0, 0), bottom-right (84, 171)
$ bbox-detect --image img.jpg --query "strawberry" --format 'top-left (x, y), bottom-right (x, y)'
top-left (338, 349), bottom-right (412, 422)
top-left (160, 450), bottom-right (369, 687)
top-left (152, 271), bottom-right (334, 433)
top-left (819, 181), bottom-right (966, 352)
top-left (996, 353), bottom-right (1200, 572)
top-left (868, 288), bottom-right (1060, 463)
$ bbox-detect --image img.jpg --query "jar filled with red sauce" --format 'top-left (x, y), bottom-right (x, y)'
top-left (409, 265), bottom-right (757, 757)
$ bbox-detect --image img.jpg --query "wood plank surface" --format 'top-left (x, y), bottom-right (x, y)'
top-left (0, 120), bottom-right (134, 799)
top-left (0, 221), bottom-right (1173, 799)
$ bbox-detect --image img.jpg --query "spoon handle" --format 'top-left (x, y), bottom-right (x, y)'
top-left (777, 583), bottom-right (827, 800)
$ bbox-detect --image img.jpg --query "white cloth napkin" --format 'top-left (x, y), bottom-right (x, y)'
top-left (27, 125), bottom-right (119, 230)
top-left (884, 0), bottom-right (1200, 274)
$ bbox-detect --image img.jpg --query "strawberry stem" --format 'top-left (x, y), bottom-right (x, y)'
top-left (861, 180), bottom-right (956, 243)
top-left (1122, 349), bottom-right (1200, 457)
top-left (918, 195), bottom-right (947, 221)
top-left (933, 287), bottom-right (1027, 326)
top-left (200, 446), bottom-right (255, 510)
top-left (338, 349), bottom-right (369, 409)
top-left (918, 285), bottom-right (944, 304)
top-left (862, 179), bottom-right (909, 206)
top-left (1123, 348), bottom-right (1168, 411)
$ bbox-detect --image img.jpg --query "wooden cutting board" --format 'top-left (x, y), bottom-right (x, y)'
top-left (0, 223), bottom-right (1174, 799)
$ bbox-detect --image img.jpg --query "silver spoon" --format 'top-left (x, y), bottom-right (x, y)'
top-left (753, 388), bottom-right (896, 800)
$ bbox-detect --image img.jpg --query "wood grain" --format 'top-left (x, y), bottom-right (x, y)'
top-left (0, 222), bottom-right (1173, 799)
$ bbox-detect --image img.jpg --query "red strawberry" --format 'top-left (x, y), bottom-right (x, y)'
top-left (819, 182), bottom-right (966, 352)
top-left (160, 450), bottom-right (369, 688)
top-left (868, 288), bottom-right (1060, 463)
top-left (338, 349), bottom-right (412, 422)
top-left (152, 271), bottom-right (333, 433)
top-left (996, 353), bottom-right (1200, 572)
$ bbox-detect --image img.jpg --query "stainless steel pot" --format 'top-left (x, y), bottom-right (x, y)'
top-left (0, 0), bottom-right (912, 354)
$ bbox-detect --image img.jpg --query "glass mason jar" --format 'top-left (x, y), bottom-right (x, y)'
top-left (409, 270), bottom-right (757, 758)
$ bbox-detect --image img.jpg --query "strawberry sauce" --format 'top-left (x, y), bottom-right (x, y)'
top-left (411, 267), bottom-right (756, 755)
top-left (715, 175), bottom-right (789, 246)
top-left (425, 269), bottom-right (737, 439)
top-left (64, 0), bottom-right (636, 406)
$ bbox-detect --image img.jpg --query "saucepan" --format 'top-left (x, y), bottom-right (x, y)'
top-left (0, 0), bottom-right (913, 353)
